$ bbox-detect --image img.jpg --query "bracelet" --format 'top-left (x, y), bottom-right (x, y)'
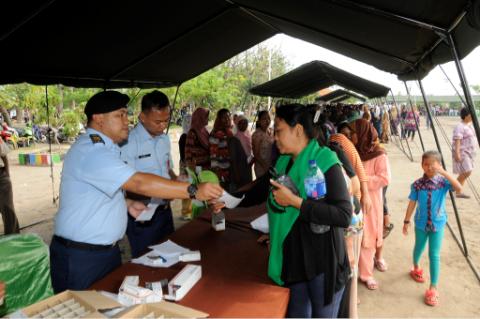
top-left (403, 220), bottom-right (410, 224)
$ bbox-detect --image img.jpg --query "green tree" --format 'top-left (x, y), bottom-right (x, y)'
top-left (471, 84), bottom-right (480, 94)
top-left (0, 42), bottom-right (291, 129)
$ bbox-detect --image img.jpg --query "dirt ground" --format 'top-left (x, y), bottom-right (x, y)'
top-left (1, 117), bottom-right (479, 317)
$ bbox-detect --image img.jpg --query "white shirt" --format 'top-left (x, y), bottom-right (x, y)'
top-left (120, 122), bottom-right (173, 203)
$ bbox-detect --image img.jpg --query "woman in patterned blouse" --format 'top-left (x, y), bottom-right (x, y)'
top-left (209, 109), bottom-right (233, 189)
top-left (185, 107), bottom-right (211, 170)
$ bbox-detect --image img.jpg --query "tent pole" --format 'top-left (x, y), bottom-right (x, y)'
top-left (389, 90), bottom-right (412, 161)
top-left (446, 33), bottom-right (480, 148)
top-left (45, 86), bottom-right (57, 205)
top-left (167, 85), bottom-right (181, 134)
top-left (403, 81), bottom-right (425, 152)
top-left (418, 79), bottom-right (469, 256)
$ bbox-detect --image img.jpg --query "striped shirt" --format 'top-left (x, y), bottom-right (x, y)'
top-left (329, 133), bottom-right (368, 183)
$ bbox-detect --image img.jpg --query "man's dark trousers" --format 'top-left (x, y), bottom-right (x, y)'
top-left (0, 167), bottom-right (19, 234)
top-left (127, 204), bottom-right (174, 258)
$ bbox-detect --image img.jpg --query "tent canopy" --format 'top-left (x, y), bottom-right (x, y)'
top-left (316, 89), bottom-right (366, 103)
top-left (0, 0), bottom-right (479, 88)
top-left (249, 61), bottom-right (389, 99)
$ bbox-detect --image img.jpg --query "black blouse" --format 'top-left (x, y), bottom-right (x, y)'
top-left (281, 163), bottom-right (352, 303)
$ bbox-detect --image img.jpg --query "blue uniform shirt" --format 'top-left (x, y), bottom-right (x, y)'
top-left (54, 128), bottom-right (136, 245)
top-left (120, 123), bottom-right (173, 202)
top-left (408, 175), bottom-right (453, 232)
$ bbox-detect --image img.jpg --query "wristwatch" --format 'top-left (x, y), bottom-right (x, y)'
top-left (187, 184), bottom-right (198, 199)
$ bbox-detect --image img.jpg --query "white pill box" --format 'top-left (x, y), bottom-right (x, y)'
top-left (118, 284), bottom-right (163, 306)
top-left (119, 275), bottom-right (140, 292)
top-left (179, 250), bottom-right (201, 262)
top-left (164, 264), bottom-right (202, 301)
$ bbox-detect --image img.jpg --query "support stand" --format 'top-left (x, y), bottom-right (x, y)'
top-left (404, 82), bottom-right (425, 152)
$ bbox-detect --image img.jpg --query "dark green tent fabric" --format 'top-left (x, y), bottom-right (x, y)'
top-left (0, 2), bottom-right (276, 88)
top-left (316, 89), bottom-right (366, 103)
top-left (0, 0), bottom-right (479, 87)
top-left (0, 234), bottom-right (53, 316)
top-left (249, 61), bottom-right (389, 99)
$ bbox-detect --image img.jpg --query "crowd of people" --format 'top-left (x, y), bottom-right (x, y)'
top-left (0, 89), bottom-right (477, 318)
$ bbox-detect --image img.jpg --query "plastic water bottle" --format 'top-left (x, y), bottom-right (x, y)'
top-left (304, 160), bottom-right (330, 234)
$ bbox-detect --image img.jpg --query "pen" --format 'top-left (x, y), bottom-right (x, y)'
top-left (147, 254), bottom-right (167, 263)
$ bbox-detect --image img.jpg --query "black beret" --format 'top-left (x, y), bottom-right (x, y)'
top-left (84, 91), bottom-right (130, 117)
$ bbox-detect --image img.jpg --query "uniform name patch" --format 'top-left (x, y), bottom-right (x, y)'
top-left (138, 154), bottom-right (151, 159)
top-left (89, 134), bottom-right (105, 144)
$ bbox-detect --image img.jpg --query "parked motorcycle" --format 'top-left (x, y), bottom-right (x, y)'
top-left (14, 126), bottom-right (35, 147)
top-left (1, 124), bottom-right (19, 149)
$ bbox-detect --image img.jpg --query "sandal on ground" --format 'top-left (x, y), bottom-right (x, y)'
top-left (410, 268), bottom-right (425, 283)
top-left (456, 193), bottom-right (471, 199)
top-left (383, 223), bottom-right (394, 239)
top-left (374, 258), bottom-right (388, 272)
top-left (362, 278), bottom-right (378, 290)
top-left (424, 289), bottom-right (439, 306)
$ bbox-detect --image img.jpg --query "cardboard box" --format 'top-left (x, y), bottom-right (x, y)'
top-left (115, 301), bottom-right (208, 318)
top-left (15, 290), bottom-right (121, 318)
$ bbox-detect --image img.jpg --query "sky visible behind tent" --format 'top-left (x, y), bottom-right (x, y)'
top-left (265, 34), bottom-right (480, 97)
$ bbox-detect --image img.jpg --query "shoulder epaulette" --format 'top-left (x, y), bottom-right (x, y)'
top-left (89, 134), bottom-right (105, 144)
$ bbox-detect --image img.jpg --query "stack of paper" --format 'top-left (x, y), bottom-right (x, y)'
top-left (132, 240), bottom-right (196, 268)
top-left (135, 203), bottom-right (159, 222)
top-left (219, 191), bottom-right (244, 209)
top-left (250, 213), bottom-right (269, 234)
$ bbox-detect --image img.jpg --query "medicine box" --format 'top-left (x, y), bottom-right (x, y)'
top-left (165, 264), bottom-right (202, 301)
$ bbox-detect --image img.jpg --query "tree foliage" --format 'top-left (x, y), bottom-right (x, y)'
top-left (0, 43), bottom-right (290, 134)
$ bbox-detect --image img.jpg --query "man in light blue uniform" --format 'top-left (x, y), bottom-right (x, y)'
top-left (50, 91), bottom-right (223, 293)
top-left (121, 90), bottom-right (177, 257)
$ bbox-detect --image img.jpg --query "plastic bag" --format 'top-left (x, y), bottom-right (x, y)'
top-left (0, 234), bottom-right (53, 316)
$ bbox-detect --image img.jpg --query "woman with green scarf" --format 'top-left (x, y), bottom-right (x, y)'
top-left (268, 104), bottom-right (352, 318)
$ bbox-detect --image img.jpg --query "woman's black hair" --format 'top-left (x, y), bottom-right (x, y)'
top-left (275, 103), bottom-right (316, 139)
top-left (217, 108), bottom-right (230, 118)
top-left (337, 121), bottom-right (351, 134)
top-left (255, 110), bottom-right (269, 129)
top-left (460, 107), bottom-right (470, 120)
top-left (257, 110), bottom-right (269, 122)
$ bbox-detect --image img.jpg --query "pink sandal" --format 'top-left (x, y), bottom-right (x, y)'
top-left (374, 258), bottom-right (388, 272)
top-left (362, 278), bottom-right (378, 290)
top-left (424, 289), bottom-right (439, 306)
top-left (410, 268), bottom-right (425, 283)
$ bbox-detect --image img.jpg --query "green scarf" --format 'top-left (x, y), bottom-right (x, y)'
top-left (267, 140), bottom-right (340, 285)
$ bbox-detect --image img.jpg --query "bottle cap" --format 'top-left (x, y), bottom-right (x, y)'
top-left (308, 159), bottom-right (316, 166)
